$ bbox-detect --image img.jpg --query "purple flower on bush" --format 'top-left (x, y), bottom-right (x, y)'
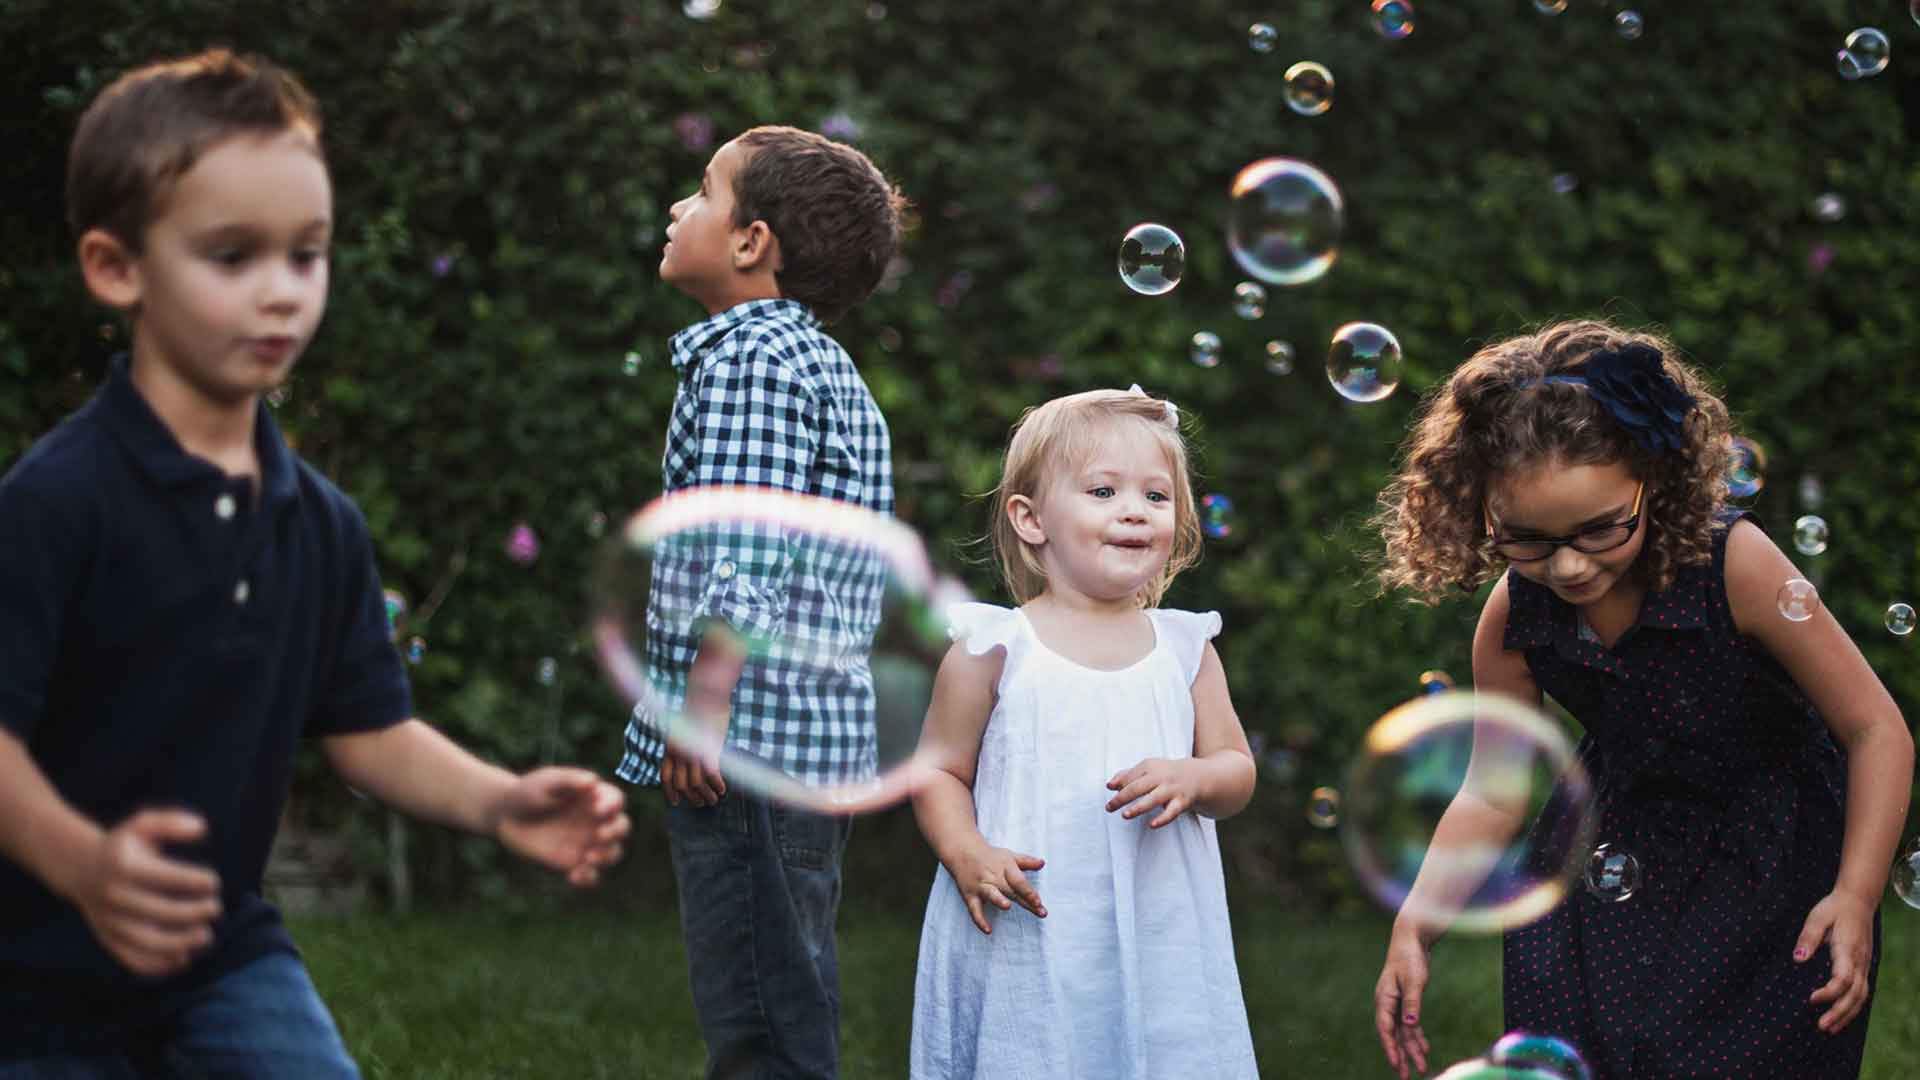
top-left (430, 253), bottom-right (455, 278)
top-left (505, 522), bottom-right (541, 566)
top-left (935, 270), bottom-right (974, 309)
top-left (1018, 182), bottom-right (1059, 212)
top-left (1807, 242), bottom-right (1834, 274)
top-left (819, 111), bottom-right (862, 141)
top-left (674, 112), bottom-right (714, 153)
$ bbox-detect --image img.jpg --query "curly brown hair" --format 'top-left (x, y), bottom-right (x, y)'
top-left (1373, 319), bottom-right (1735, 603)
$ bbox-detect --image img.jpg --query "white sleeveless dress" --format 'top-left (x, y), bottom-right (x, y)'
top-left (910, 603), bottom-right (1258, 1079)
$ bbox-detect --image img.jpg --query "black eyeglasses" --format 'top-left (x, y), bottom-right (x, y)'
top-left (1487, 482), bottom-right (1644, 563)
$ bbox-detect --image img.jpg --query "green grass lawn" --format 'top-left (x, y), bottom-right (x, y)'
top-left (292, 896), bottom-right (1920, 1079)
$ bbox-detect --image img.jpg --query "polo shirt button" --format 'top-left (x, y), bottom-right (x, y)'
top-left (234, 579), bottom-right (250, 605)
top-left (715, 558), bottom-right (736, 581)
top-left (215, 493), bottom-right (237, 520)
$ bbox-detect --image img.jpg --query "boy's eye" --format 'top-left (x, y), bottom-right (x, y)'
top-left (210, 250), bottom-right (249, 268)
top-left (292, 248), bottom-right (328, 268)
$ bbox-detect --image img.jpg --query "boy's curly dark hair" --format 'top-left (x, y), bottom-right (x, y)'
top-left (1373, 319), bottom-right (1735, 603)
top-left (731, 125), bottom-right (907, 324)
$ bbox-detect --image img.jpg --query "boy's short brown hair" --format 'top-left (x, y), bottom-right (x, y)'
top-left (66, 48), bottom-right (323, 251)
top-left (730, 125), bottom-right (907, 324)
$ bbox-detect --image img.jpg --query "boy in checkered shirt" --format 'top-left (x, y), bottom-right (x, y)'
top-left (618, 125), bottom-right (905, 1078)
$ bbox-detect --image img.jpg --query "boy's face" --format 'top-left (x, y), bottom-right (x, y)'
top-left (124, 128), bottom-right (332, 405)
top-left (660, 139), bottom-right (751, 301)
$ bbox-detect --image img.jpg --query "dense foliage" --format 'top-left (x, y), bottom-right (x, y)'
top-left (3, 0), bottom-right (1915, 909)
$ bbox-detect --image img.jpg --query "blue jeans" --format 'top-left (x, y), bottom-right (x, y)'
top-left (0, 950), bottom-right (358, 1079)
top-left (666, 789), bottom-right (852, 1080)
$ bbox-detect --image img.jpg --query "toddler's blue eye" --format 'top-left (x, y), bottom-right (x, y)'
top-left (1147, 491), bottom-right (1170, 503)
top-left (1090, 486), bottom-right (1115, 498)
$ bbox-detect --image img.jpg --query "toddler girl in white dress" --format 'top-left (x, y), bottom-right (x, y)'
top-left (909, 386), bottom-right (1260, 1078)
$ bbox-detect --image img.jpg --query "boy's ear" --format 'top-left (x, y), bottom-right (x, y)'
top-left (77, 228), bottom-right (143, 311)
top-left (1007, 494), bottom-right (1046, 546)
top-left (732, 219), bottom-right (781, 274)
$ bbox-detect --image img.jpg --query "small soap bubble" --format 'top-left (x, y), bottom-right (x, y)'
top-left (1248, 22), bottom-right (1278, 53)
top-left (1838, 51), bottom-right (1865, 81)
top-left (1792, 515), bottom-right (1829, 556)
top-left (1227, 158), bottom-right (1345, 286)
top-left (1284, 61), bottom-right (1335, 116)
top-left (1200, 493), bottom-right (1235, 539)
top-left (1811, 192), bottom-right (1846, 224)
top-left (1489, 1032), bottom-right (1594, 1080)
top-left (382, 589), bottom-right (408, 640)
top-left (1117, 223), bottom-right (1185, 296)
top-left (1551, 173), bottom-right (1579, 195)
top-left (1189, 331), bottom-right (1223, 369)
top-left (536, 656), bottom-right (559, 687)
top-left (1585, 843), bottom-right (1642, 902)
top-left (1726, 436), bottom-right (1767, 498)
top-left (1888, 602), bottom-right (1916, 636)
top-left (1372, 0), bottom-right (1414, 39)
top-left (1614, 10), bottom-right (1643, 40)
top-left (1307, 787), bottom-right (1342, 828)
top-left (1419, 670), bottom-right (1454, 696)
top-left (622, 351), bottom-right (643, 376)
top-left (1233, 281), bottom-right (1268, 320)
top-left (1893, 837), bottom-right (1920, 908)
top-left (1776, 578), bottom-right (1820, 622)
top-left (1532, 0), bottom-right (1566, 11)
top-left (506, 522), bottom-right (541, 567)
top-left (406, 636), bottom-right (427, 665)
top-left (1264, 340), bottom-right (1295, 376)
top-left (587, 511), bottom-right (609, 539)
top-left (683, 0), bottom-right (720, 19)
top-left (1840, 28), bottom-right (1891, 79)
top-left (1327, 322), bottom-right (1404, 403)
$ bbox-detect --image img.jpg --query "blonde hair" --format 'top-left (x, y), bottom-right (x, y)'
top-left (1373, 319), bottom-right (1735, 602)
top-left (988, 388), bottom-right (1203, 608)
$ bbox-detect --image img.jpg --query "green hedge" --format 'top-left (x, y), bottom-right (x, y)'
top-left (2, 0), bottom-right (1914, 910)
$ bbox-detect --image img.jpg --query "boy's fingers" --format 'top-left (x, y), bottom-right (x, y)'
top-left (127, 849), bottom-right (221, 898)
top-left (125, 808), bottom-right (207, 846)
top-left (110, 888), bottom-right (221, 930)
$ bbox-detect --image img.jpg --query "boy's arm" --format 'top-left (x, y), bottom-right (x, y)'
top-left (323, 721), bottom-right (628, 887)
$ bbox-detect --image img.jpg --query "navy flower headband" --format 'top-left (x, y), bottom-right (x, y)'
top-left (1518, 343), bottom-right (1695, 454)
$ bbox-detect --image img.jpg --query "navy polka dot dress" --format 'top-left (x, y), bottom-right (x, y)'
top-left (1501, 511), bottom-right (1879, 1078)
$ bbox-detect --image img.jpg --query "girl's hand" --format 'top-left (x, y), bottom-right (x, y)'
top-left (944, 842), bottom-right (1046, 935)
top-left (1797, 889), bottom-right (1876, 1034)
top-left (1373, 922), bottom-right (1433, 1079)
top-left (1105, 757), bottom-right (1204, 828)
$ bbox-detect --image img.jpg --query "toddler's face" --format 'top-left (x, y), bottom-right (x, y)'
top-left (661, 139), bottom-right (750, 301)
top-left (124, 128), bottom-right (332, 405)
top-left (1488, 459), bottom-right (1649, 607)
top-left (1027, 423), bottom-right (1178, 605)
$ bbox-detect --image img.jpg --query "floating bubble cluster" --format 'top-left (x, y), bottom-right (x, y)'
top-left (1233, 281), bottom-right (1268, 320)
top-left (1227, 158), bottom-right (1345, 286)
top-left (1118, 223), bottom-right (1186, 295)
top-left (1792, 515), bottom-right (1830, 556)
top-left (1888, 602), bottom-right (1916, 637)
top-left (1284, 61), bottom-right (1335, 116)
top-left (1264, 340), bottom-right (1295, 376)
top-left (1372, 0), bottom-right (1414, 40)
top-left (1584, 843), bottom-right (1642, 902)
top-left (1201, 493), bottom-right (1236, 539)
top-left (1327, 322), bottom-right (1404, 403)
top-left (1342, 691), bottom-right (1598, 934)
top-left (1726, 436), bottom-right (1767, 498)
top-left (1838, 28), bottom-right (1890, 80)
top-left (1190, 331), bottom-right (1223, 369)
top-left (1776, 578), bottom-right (1820, 622)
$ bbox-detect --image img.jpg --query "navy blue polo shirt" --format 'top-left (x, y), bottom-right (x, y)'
top-left (0, 355), bottom-right (412, 1038)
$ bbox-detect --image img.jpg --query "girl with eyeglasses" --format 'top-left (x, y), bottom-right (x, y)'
top-left (1365, 319), bottom-right (1910, 1079)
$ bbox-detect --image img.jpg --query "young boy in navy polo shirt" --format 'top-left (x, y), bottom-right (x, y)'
top-left (0, 50), bottom-right (630, 1074)
top-left (617, 126), bottom-right (904, 1078)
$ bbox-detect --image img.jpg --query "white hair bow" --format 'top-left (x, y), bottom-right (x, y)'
top-left (1128, 383), bottom-right (1179, 426)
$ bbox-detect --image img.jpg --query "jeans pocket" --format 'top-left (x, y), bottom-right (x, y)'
top-left (770, 805), bottom-right (845, 872)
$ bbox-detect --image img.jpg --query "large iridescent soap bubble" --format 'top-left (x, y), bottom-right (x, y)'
top-left (591, 486), bottom-right (969, 815)
top-left (1488, 1031), bottom-right (1594, 1080)
top-left (1227, 157), bottom-right (1345, 286)
top-left (1433, 1060), bottom-right (1540, 1080)
top-left (1117, 222), bottom-right (1186, 295)
top-left (1342, 690), bottom-right (1599, 934)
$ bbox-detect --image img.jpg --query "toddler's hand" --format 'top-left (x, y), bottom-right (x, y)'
top-left (70, 809), bottom-right (223, 978)
top-left (1105, 757), bottom-right (1204, 828)
top-left (944, 842), bottom-right (1045, 935)
top-left (1797, 889), bottom-right (1875, 1034)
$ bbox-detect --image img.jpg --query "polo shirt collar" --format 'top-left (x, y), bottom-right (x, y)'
top-left (98, 353), bottom-right (299, 505)
top-left (668, 299), bottom-right (818, 376)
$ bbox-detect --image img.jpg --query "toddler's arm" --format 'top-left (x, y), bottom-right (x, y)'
top-left (910, 643), bottom-right (1044, 933)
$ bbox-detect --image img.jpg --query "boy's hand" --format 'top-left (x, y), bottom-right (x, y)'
top-left (1798, 888), bottom-right (1876, 1034)
top-left (662, 626), bottom-right (744, 808)
top-left (70, 809), bottom-right (223, 978)
top-left (943, 841), bottom-right (1045, 935)
top-left (1104, 757), bottom-right (1205, 828)
top-left (494, 768), bottom-right (630, 887)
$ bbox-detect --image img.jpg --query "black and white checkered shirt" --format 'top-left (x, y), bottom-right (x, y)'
top-left (617, 299), bottom-right (894, 788)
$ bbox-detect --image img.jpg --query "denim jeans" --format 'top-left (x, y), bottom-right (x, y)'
top-left (0, 950), bottom-right (359, 1079)
top-left (666, 788), bottom-right (853, 1080)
